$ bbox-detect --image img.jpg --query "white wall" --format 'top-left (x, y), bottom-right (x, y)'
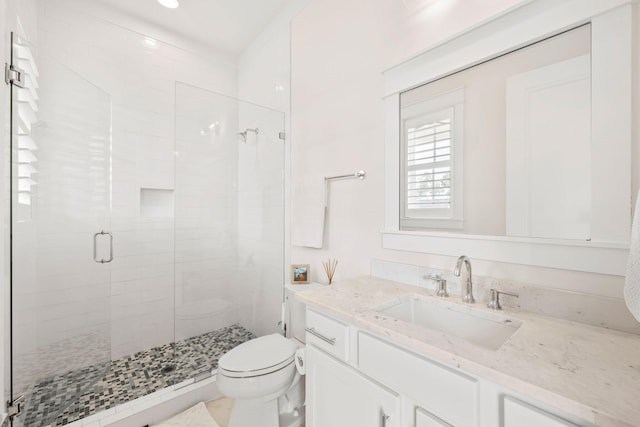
top-left (290, 0), bottom-right (632, 299)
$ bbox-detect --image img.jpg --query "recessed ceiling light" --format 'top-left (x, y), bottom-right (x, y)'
top-left (158, 0), bottom-right (179, 9)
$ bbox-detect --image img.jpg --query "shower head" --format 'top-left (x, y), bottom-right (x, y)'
top-left (238, 127), bottom-right (259, 143)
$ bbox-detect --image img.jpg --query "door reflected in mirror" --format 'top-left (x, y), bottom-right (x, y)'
top-left (400, 25), bottom-right (592, 240)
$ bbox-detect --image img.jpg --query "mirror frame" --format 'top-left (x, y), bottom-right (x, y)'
top-left (382, 0), bottom-right (633, 275)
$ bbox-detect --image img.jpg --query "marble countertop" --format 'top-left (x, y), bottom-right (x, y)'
top-left (295, 276), bottom-right (640, 427)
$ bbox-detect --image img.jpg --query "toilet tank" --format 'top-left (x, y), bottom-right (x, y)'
top-left (284, 282), bottom-right (324, 343)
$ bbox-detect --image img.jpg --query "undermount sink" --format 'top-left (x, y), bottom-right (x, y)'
top-left (374, 294), bottom-right (522, 351)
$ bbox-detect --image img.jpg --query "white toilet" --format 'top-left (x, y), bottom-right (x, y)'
top-left (216, 283), bottom-right (318, 427)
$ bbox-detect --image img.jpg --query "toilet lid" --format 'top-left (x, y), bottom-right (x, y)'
top-left (218, 334), bottom-right (298, 378)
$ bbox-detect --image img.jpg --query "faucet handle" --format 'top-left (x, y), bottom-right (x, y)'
top-left (424, 274), bottom-right (449, 298)
top-left (436, 278), bottom-right (449, 298)
top-left (487, 288), bottom-right (519, 310)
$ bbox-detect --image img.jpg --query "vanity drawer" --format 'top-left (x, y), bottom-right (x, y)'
top-left (504, 397), bottom-right (580, 427)
top-left (305, 308), bottom-right (350, 361)
top-left (358, 332), bottom-right (478, 427)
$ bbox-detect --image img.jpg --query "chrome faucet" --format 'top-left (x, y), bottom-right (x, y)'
top-left (454, 255), bottom-right (475, 304)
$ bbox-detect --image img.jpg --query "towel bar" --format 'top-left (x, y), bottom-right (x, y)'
top-left (325, 170), bottom-right (366, 181)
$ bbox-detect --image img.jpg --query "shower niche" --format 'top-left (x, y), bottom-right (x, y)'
top-left (140, 188), bottom-right (174, 218)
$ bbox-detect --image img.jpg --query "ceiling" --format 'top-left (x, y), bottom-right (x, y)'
top-left (91, 0), bottom-right (293, 57)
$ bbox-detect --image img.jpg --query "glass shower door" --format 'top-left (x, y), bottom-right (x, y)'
top-left (9, 34), bottom-right (112, 427)
top-left (173, 83), bottom-right (285, 382)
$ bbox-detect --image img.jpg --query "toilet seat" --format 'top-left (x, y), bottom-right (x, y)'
top-left (218, 334), bottom-right (298, 378)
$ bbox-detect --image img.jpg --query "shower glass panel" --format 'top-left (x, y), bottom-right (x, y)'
top-left (174, 83), bottom-right (285, 381)
top-left (9, 34), bottom-right (112, 427)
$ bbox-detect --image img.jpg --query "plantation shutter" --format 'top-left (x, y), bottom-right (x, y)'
top-left (405, 108), bottom-right (453, 212)
top-left (400, 88), bottom-right (464, 230)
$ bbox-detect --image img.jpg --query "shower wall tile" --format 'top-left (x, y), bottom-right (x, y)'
top-left (136, 136), bottom-right (175, 190)
top-left (111, 297), bottom-right (173, 323)
top-left (110, 263), bottom-right (174, 284)
top-left (111, 309), bottom-right (175, 359)
top-left (111, 277), bottom-right (174, 300)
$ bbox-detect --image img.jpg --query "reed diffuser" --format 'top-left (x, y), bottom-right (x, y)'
top-left (322, 258), bottom-right (338, 285)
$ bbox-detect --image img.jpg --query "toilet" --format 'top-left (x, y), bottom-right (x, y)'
top-left (216, 283), bottom-right (320, 427)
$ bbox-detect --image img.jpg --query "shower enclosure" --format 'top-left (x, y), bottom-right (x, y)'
top-left (7, 23), bottom-right (286, 427)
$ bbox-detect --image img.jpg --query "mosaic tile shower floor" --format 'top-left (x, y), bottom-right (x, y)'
top-left (21, 324), bottom-right (255, 427)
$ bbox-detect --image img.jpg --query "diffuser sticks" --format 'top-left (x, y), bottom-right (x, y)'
top-left (322, 258), bottom-right (338, 285)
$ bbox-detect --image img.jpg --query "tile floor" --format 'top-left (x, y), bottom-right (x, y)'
top-left (20, 324), bottom-right (255, 427)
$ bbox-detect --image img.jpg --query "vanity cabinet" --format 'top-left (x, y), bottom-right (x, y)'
top-left (304, 307), bottom-right (594, 427)
top-left (305, 345), bottom-right (399, 427)
top-left (358, 332), bottom-right (476, 426)
top-left (503, 397), bottom-right (580, 427)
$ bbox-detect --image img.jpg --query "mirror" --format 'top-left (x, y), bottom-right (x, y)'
top-left (399, 25), bottom-right (594, 240)
top-left (382, 1), bottom-right (632, 275)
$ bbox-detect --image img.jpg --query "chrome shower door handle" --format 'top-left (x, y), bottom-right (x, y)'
top-left (93, 230), bottom-right (114, 263)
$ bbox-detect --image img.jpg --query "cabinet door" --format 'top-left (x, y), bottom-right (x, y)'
top-left (504, 397), bottom-right (580, 427)
top-left (358, 332), bottom-right (477, 426)
top-left (305, 345), bottom-right (399, 427)
top-left (416, 407), bottom-right (453, 427)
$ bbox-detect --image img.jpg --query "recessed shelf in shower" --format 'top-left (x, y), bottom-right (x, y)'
top-left (140, 188), bottom-right (175, 218)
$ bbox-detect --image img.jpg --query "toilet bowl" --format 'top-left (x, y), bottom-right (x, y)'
top-left (217, 333), bottom-right (304, 427)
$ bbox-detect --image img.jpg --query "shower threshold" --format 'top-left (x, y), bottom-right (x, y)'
top-left (21, 324), bottom-right (255, 427)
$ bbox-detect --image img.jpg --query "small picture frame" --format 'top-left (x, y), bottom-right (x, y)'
top-left (291, 264), bottom-right (310, 284)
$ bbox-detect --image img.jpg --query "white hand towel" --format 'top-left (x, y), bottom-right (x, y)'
top-left (292, 178), bottom-right (326, 249)
top-left (624, 191), bottom-right (640, 322)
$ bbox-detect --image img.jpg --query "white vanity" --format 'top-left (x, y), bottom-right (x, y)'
top-left (297, 277), bottom-right (640, 427)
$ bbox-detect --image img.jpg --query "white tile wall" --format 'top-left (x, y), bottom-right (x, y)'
top-left (235, 102), bottom-right (286, 337)
top-left (174, 83), bottom-right (242, 341)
